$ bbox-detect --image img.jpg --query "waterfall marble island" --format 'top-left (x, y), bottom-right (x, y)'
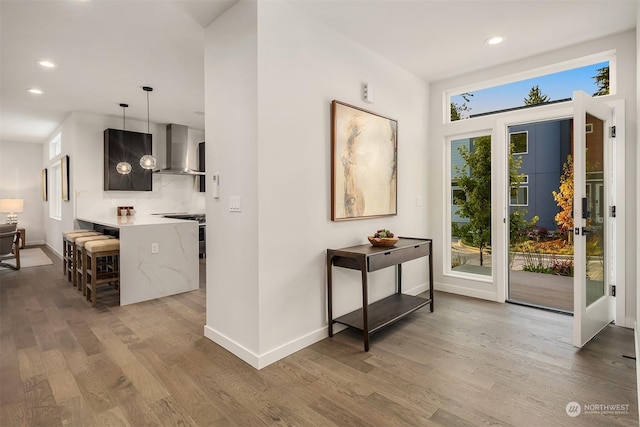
top-left (76, 214), bottom-right (199, 305)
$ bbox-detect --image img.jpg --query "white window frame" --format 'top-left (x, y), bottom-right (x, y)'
top-left (444, 50), bottom-right (616, 124)
top-left (49, 161), bottom-right (61, 220)
top-left (510, 131), bottom-right (529, 155)
top-left (446, 131), bottom-right (494, 283)
top-left (49, 132), bottom-right (61, 159)
top-left (509, 185), bottom-right (528, 207)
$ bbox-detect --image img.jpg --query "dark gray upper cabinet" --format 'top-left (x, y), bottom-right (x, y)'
top-left (104, 129), bottom-right (153, 191)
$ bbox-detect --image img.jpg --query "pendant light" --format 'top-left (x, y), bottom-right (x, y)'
top-left (139, 86), bottom-right (157, 170)
top-left (116, 103), bottom-right (132, 175)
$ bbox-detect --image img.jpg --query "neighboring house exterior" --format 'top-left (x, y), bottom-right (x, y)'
top-left (508, 119), bottom-right (572, 232)
top-left (451, 119), bottom-right (572, 233)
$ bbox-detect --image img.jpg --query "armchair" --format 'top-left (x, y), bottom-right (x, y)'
top-left (0, 223), bottom-right (20, 270)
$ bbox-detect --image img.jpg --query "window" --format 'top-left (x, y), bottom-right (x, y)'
top-left (448, 52), bottom-right (614, 122)
top-left (49, 132), bottom-right (61, 159)
top-left (449, 135), bottom-right (492, 277)
top-left (510, 186), bottom-right (528, 206)
top-left (49, 162), bottom-right (61, 220)
top-left (510, 132), bottom-right (528, 154)
top-left (451, 186), bottom-right (466, 203)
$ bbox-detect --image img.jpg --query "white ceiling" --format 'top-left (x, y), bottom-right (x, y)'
top-left (1, 0), bottom-right (637, 144)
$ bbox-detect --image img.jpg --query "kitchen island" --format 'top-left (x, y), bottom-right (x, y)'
top-left (77, 214), bottom-right (199, 306)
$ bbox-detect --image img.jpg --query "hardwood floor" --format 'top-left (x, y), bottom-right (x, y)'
top-left (509, 270), bottom-right (573, 312)
top-left (1, 245), bottom-right (637, 426)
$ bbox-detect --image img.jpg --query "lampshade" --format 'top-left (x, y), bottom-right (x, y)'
top-left (116, 161), bottom-right (132, 175)
top-left (0, 199), bottom-right (23, 213)
top-left (0, 199), bottom-right (23, 224)
top-left (140, 154), bottom-right (156, 170)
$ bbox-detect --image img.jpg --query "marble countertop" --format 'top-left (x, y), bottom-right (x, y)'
top-left (77, 214), bottom-right (198, 228)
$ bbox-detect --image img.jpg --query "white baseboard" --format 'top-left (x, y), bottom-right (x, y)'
top-left (403, 281), bottom-right (429, 296)
top-left (203, 324), bottom-right (328, 370)
top-left (45, 242), bottom-right (63, 259)
top-left (25, 239), bottom-right (45, 247)
top-left (203, 281), bottom-right (431, 369)
top-left (435, 281), bottom-right (500, 302)
top-left (635, 322), bottom-right (639, 426)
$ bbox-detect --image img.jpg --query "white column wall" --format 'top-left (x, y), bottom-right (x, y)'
top-left (256, 2), bottom-right (429, 363)
top-left (204, 0), bottom-right (429, 368)
top-left (204, 0), bottom-right (260, 359)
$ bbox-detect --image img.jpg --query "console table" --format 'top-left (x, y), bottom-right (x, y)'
top-left (327, 237), bottom-right (433, 351)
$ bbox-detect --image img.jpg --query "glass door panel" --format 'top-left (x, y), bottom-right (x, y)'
top-left (450, 135), bottom-right (492, 277)
top-left (585, 113), bottom-right (605, 306)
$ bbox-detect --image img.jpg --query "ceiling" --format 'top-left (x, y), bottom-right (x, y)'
top-left (1, 0), bottom-right (637, 144)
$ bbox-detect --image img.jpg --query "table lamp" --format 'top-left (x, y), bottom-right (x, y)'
top-left (0, 199), bottom-right (24, 224)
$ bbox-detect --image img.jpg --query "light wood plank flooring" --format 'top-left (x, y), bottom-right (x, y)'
top-left (1, 245), bottom-right (636, 426)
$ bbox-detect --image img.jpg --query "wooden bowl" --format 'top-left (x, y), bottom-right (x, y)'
top-left (368, 236), bottom-right (399, 247)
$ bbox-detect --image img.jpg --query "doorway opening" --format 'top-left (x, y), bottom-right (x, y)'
top-left (506, 118), bottom-right (575, 313)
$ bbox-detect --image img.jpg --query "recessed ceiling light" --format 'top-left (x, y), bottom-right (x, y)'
top-left (37, 60), bottom-right (56, 68)
top-left (27, 88), bottom-right (44, 95)
top-left (485, 36), bottom-right (504, 46)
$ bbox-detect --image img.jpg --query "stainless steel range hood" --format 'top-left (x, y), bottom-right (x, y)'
top-left (154, 124), bottom-right (205, 176)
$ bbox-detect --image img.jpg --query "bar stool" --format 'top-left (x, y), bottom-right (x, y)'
top-left (74, 235), bottom-right (114, 294)
top-left (62, 229), bottom-right (91, 276)
top-left (85, 239), bottom-right (120, 307)
top-left (63, 231), bottom-right (101, 283)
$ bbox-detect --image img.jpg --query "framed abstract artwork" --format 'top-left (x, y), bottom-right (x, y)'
top-left (331, 100), bottom-right (397, 221)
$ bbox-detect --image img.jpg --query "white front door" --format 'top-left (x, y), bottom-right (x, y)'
top-left (572, 90), bottom-right (615, 348)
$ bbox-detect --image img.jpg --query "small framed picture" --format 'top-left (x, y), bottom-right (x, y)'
top-left (61, 155), bottom-right (70, 201)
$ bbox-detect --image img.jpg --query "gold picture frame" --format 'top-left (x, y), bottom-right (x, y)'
top-left (61, 155), bottom-right (70, 201)
top-left (331, 100), bottom-right (398, 221)
top-left (41, 168), bottom-right (48, 201)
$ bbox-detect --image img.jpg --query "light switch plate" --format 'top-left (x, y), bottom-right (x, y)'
top-left (229, 196), bottom-right (242, 212)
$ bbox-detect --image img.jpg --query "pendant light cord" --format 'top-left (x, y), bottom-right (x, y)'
top-left (146, 90), bottom-right (150, 133)
top-left (119, 103), bottom-right (128, 130)
top-left (143, 86), bottom-right (153, 134)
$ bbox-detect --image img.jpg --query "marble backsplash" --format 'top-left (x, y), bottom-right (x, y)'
top-left (76, 173), bottom-right (205, 218)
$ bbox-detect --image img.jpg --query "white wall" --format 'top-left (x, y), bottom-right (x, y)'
top-left (428, 31), bottom-right (637, 321)
top-left (204, 0), bottom-right (261, 360)
top-left (0, 140), bottom-right (45, 245)
top-left (41, 111), bottom-right (205, 257)
top-left (204, 1), bottom-right (429, 368)
top-left (635, 8), bottom-right (639, 423)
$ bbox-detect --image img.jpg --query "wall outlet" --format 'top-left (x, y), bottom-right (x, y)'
top-left (151, 243), bottom-right (159, 254)
top-left (416, 196), bottom-right (423, 207)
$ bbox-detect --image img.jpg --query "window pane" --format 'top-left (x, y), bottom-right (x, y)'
top-left (450, 135), bottom-right (492, 277)
top-left (49, 132), bottom-right (61, 159)
top-left (450, 60), bottom-right (610, 121)
top-left (510, 132), bottom-right (528, 154)
top-left (510, 186), bottom-right (528, 206)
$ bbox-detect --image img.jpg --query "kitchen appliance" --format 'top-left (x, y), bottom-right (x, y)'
top-left (154, 124), bottom-right (205, 176)
top-left (161, 213), bottom-right (206, 257)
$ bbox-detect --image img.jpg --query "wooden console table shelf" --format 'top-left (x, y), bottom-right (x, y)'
top-left (327, 237), bottom-right (433, 351)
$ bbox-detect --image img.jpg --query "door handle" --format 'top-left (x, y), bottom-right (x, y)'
top-left (582, 227), bottom-right (596, 235)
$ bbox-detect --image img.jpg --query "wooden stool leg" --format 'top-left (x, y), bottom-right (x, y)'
top-left (63, 239), bottom-right (68, 276)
